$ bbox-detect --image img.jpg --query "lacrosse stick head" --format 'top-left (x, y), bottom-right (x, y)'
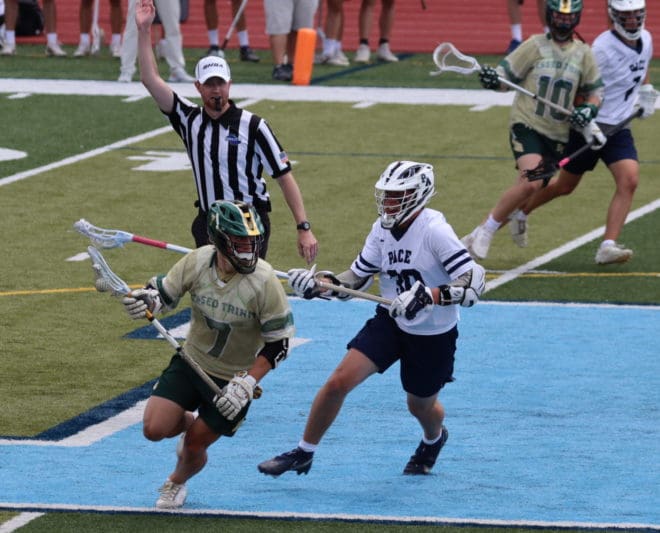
top-left (74, 219), bottom-right (128, 250)
top-left (430, 42), bottom-right (481, 76)
top-left (523, 158), bottom-right (558, 183)
top-left (87, 246), bottom-right (131, 296)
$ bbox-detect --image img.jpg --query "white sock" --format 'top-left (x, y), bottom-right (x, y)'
top-left (600, 239), bottom-right (615, 249)
top-left (207, 29), bottom-right (219, 46)
top-left (111, 33), bottom-right (121, 46)
top-left (323, 38), bottom-right (337, 56)
top-left (79, 33), bottom-right (90, 46)
top-left (237, 30), bottom-right (249, 47)
top-left (511, 24), bottom-right (522, 41)
top-left (298, 439), bottom-right (317, 453)
top-left (5, 30), bottom-right (15, 45)
top-left (484, 214), bottom-right (501, 233)
top-left (47, 33), bottom-right (58, 46)
top-left (422, 431), bottom-right (444, 445)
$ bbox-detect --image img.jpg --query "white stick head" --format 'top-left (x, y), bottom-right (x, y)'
top-left (430, 42), bottom-right (481, 76)
top-left (88, 246), bottom-right (131, 297)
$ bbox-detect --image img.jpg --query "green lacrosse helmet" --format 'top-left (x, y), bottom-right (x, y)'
top-left (546, 0), bottom-right (582, 42)
top-left (207, 200), bottom-right (264, 274)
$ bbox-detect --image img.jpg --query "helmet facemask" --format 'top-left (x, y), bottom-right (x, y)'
top-left (208, 201), bottom-right (264, 274)
top-left (608, 0), bottom-right (646, 41)
top-left (546, 0), bottom-right (582, 42)
top-left (374, 161), bottom-right (436, 229)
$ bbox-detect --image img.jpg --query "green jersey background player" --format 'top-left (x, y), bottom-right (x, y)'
top-left (121, 200), bottom-right (294, 510)
top-left (462, 0), bottom-right (604, 260)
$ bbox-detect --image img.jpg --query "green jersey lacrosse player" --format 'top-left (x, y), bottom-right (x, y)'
top-left (462, 0), bottom-right (604, 260)
top-left (121, 199), bottom-right (294, 509)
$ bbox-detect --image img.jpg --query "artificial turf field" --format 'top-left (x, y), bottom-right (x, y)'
top-left (0, 46), bottom-right (658, 532)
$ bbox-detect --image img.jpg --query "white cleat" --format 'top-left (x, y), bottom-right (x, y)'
top-left (595, 243), bottom-right (633, 265)
top-left (376, 42), bottom-right (398, 62)
top-left (73, 42), bottom-right (91, 57)
top-left (117, 71), bottom-right (133, 83)
top-left (354, 43), bottom-right (370, 63)
top-left (46, 42), bottom-right (67, 57)
top-left (156, 480), bottom-right (187, 509)
top-left (110, 42), bottom-right (122, 58)
top-left (1, 42), bottom-right (16, 56)
top-left (168, 67), bottom-right (195, 83)
top-left (462, 225), bottom-right (494, 260)
top-left (508, 209), bottom-right (528, 248)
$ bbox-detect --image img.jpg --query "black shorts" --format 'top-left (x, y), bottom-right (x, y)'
top-left (563, 126), bottom-right (638, 175)
top-left (347, 306), bottom-right (457, 398)
top-left (152, 354), bottom-right (249, 437)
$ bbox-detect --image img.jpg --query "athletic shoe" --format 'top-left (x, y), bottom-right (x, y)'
top-left (354, 43), bottom-right (370, 63)
top-left (257, 447), bottom-right (314, 477)
top-left (403, 426), bottom-right (449, 475)
top-left (206, 45), bottom-right (225, 58)
top-left (73, 42), bottom-right (91, 57)
top-left (168, 67), bottom-right (195, 83)
top-left (117, 70), bottom-right (133, 83)
top-left (155, 480), bottom-right (187, 509)
top-left (376, 42), bottom-right (398, 62)
top-left (505, 39), bottom-right (521, 54)
top-left (318, 51), bottom-right (349, 67)
top-left (110, 42), bottom-right (122, 58)
top-left (46, 42), bottom-right (67, 57)
top-left (240, 46), bottom-right (260, 62)
top-left (462, 225), bottom-right (494, 260)
top-left (272, 64), bottom-right (292, 82)
top-left (508, 209), bottom-right (528, 248)
top-left (595, 242), bottom-right (633, 265)
top-left (1, 42), bottom-right (16, 56)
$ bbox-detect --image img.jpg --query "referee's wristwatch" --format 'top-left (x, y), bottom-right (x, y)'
top-left (296, 221), bottom-right (311, 231)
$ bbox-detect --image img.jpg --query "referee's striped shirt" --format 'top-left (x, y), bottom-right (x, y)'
top-left (166, 94), bottom-right (292, 213)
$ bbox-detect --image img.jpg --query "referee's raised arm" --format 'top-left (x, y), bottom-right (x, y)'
top-left (136, 0), bottom-right (175, 114)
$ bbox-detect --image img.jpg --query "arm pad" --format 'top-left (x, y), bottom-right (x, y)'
top-left (259, 338), bottom-right (289, 369)
top-left (437, 264), bottom-right (486, 307)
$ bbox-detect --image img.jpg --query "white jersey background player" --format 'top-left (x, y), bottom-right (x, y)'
top-left (257, 161), bottom-right (486, 478)
top-left (518, 0), bottom-right (657, 265)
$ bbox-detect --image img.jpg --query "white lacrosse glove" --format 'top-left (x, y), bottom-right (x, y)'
top-left (389, 280), bottom-right (434, 320)
top-left (214, 372), bottom-right (256, 420)
top-left (122, 288), bottom-right (163, 320)
top-left (288, 264), bottom-right (320, 299)
top-left (580, 121), bottom-right (607, 150)
top-left (634, 84), bottom-right (657, 119)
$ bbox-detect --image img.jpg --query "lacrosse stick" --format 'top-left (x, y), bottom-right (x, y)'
top-left (314, 280), bottom-right (392, 305)
top-left (87, 246), bottom-right (261, 400)
top-left (219, 0), bottom-right (249, 52)
top-left (90, 0), bottom-right (103, 55)
top-left (431, 42), bottom-right (572, 117)
top-left (524, 108), bottom-right (644, 182)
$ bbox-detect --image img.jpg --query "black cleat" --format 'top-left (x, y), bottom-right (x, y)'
top-left (258, 447), bottom-right (313, 477)
top-left (403, 426), bottom-right (448, 475)
top-left (271, 63), bottom-right (293, 82)
top-left (206, 45), bottom-right (225, 58)
top-left (240, 46), bottom-right (260, 62)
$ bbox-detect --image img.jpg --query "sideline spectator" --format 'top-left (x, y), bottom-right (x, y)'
top-left (316, 0), bottom-right (349, 66)
top-left (354, 0), bottom-right (397, 63)
top-left (264, 0), bottom-right (318, 82)
top-left (74, 0), bottom-right (123, 57)
top-left (0, 0), bottom-right (66, 56)
top-left (118, 0), bottom-right (193, 82)
top-left (203, 0), bottom-right (259, 61)
top-left (505, 0), bottom-right (547, 53)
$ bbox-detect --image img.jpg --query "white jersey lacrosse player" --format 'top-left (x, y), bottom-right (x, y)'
top-left (258, 161), bottom-right (486, 478)
top-left (518, 0), bottom-right (657, 265)
top-left (122, 200), bottom-right (293, 509)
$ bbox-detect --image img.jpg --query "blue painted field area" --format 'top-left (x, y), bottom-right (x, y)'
top-left (1, 299), bottom-right (658, 525)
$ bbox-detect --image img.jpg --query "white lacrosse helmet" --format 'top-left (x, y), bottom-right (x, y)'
top-left (374, 161), bottom-right (435, 229)
top-left (608, 0), bottom-right (646, 40)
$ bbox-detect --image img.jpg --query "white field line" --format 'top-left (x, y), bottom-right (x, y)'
top-left (0, 513), bottom-right (44, 533)
top-left (0, 503), bottom-right (659, 530)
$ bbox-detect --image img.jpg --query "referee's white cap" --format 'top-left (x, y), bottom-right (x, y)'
top-left (195, 56), bottom-right (232, 83)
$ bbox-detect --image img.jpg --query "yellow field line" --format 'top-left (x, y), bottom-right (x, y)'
top-left (1, 272), bottom-right (658, 297)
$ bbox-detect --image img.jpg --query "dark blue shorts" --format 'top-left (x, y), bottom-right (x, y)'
top-left (563, 126), bottom-right (638, 175)
top-left (347, 306), bottom-right (457, 398)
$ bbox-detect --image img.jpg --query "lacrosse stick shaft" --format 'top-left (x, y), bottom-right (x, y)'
top-left (316, 281), bottom-right (392, 305)
top-left (558, 108), bottom-right (643, 168)
top-left (497, 78), bottom-right (571, 116)
top-left (220, 0), bottom-right (249, 50)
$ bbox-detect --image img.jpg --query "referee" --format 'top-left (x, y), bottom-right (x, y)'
top-left (135, 0), bottom-right (318, 264)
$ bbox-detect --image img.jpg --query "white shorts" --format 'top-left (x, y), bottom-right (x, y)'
top-left (264, 0), bottom-right (318, 35)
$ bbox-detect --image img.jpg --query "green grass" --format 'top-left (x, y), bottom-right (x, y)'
top-left (1, 49), bottom-right (659, 532)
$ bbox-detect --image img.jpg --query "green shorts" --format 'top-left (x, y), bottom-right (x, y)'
top-left (509, 123), bottom-right (565, 162)
top-left (152, 354), bottom-right (250, 437)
